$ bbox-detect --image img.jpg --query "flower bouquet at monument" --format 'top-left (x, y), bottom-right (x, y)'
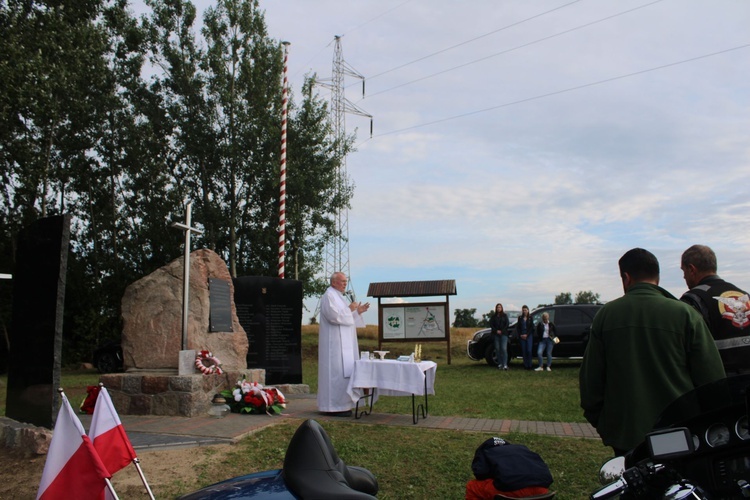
top-left (221, 378), bottom-right (287, 415)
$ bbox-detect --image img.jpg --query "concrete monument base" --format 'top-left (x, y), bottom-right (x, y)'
top-left (275, 384), bottom-right (310, 395)
top-left (100, 369), bottom-right (265, 417)
top-left (178, 349), bottom-right (197, 375)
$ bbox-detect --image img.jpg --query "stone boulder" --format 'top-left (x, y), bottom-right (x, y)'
top-left (0, 417), bottom-right (52, 456)
top-left (121, 249), bottom-right (248, 371)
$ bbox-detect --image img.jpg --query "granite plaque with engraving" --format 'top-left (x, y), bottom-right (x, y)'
top-left (233, 276), bottom-right (302, 384)
top-left (0, 277), bottom-right (11, 375)
top-left (208, 277), bottom-right (233, 332)
top-left (6, 215), bottom-right (70, 428)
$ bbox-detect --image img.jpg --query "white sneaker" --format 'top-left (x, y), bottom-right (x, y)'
top-left (534, 367), bottom-right (544, 372)
top-left (546, 366), bottom-right (551, 372)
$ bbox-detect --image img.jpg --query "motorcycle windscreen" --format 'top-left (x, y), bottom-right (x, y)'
top-left (653, 374), bottom-right (750, 429)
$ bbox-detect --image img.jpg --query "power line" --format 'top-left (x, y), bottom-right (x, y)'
top-left (364, 0), bottom-right (665, 99)
top-left (366, 0), bottom-right (584, 82)
top-left (286, 1), bottom-right (415, 82)
top-left (300, 0), bottom-right (604, 98)
top-left (375, 42), bottom-right (750, 137)
top-left (340, 0), bottom-right (416, 38)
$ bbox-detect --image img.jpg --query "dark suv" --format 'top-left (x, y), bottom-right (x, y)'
top-left (466, 304), bottom-right (603, 366)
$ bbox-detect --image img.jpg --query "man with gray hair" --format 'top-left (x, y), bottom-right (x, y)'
top-left (680, 244), bottom-right (750, 374)
top-left (317, 272), bottom-right (370, 417)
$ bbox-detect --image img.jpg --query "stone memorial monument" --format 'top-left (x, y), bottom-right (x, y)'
top-left (120, 249), bottom-right (247, 371)
top-left (101, 249), bottom-right (262, 416)
top-left (234, 276), bottom-right (303, 385)
top-left (0, 273), bottom-right (12, 375)
top-left (5, 215), bottom-right (70, 429)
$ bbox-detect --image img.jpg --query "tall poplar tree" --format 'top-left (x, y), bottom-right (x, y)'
top-left (0, 0), bottom-right (141, 360)
top-left (201, 0), bottom-right (281, 277)
top-left (1, 0), bottom-right (358, 364)
top-left (149, 0), bottom-right (354, 290)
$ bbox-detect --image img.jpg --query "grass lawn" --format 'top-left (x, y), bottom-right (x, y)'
top-left (0, 325), bottom-right (613, 499)
top-left (165, 420), bottom-right (611, 500)
top-left (303, 325), bottom-right (589, 422)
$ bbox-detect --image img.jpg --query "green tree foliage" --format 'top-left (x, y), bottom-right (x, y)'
top-left (453, 308), bottom-right (478, 328)
top-left (144, 0), bottom-right (349, 288)
top-left (0, 0), bottom-right (352, 364)
top-left (554, 292), bottom-right (573, 305)
top-left (0, 0), bottom-right (144, 361)
top-left (478, 309), bottom-right (495, 327)
top-left (201, 0), bottom-right (282, 276)
top-left (553, 291), bottom-right (601, 305)
top-left (575, 290), bottom-right (601, 304)
top-left (285, 77), bottom-right (354, 297)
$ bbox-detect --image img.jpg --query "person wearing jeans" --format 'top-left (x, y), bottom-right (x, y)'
top-left (535, 312), bottom-right (557, 371)
top-left (490, 303), bottom-right (510, 370)
top-left (516, 305), bottom-right (535, 370)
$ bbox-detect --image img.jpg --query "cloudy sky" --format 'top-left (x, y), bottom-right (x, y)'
top-left (160, 1), bottom-right (750, 321)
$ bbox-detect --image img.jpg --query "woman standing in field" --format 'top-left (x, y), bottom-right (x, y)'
top-left (535, 312), bottom-right (557, 371)
top-left (516, 305), bottom-right (535, 370)
top-left (490, 303), bottom-right (510, 370)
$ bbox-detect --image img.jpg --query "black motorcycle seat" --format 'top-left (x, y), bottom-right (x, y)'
top-left (282, 419), bottom-right (378, 499)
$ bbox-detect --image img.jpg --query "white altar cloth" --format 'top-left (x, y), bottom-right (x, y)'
top-left (346, 359), bottom-right (437, 399)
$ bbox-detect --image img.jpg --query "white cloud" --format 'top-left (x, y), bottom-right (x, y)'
top-left (136, 0), bottom-right (750, 319)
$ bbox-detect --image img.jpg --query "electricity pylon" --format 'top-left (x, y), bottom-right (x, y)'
top-left (316, 35), bottom-right (372, 308)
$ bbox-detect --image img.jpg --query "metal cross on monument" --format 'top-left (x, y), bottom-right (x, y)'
top-left (170, 202), bottom-right (204, 351)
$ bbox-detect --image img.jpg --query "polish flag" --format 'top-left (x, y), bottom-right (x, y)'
top-left (89, 387), bottom-right (136, 475)
top-left (36, 393), bottom-right (111, 500)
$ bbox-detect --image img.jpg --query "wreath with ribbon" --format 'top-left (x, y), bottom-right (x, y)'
top-left (195, 350), bottom-right (223, 375)
top-left (220, 378), bottom-right (287, 415)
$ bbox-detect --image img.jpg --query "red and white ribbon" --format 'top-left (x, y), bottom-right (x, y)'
top-left (195, 350), bottom-right (223, 375)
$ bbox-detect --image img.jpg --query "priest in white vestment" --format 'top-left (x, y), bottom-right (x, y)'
top-left (317, 272), bottom-right (370, 416)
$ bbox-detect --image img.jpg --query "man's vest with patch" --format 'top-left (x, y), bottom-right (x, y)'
top-left (682, 276), bottom-right (750, 373)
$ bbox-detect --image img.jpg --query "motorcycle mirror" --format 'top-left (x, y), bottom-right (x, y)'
top-left (599, 456), bottom-right (626, 485)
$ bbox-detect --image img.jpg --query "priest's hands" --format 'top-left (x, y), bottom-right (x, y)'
top-left (349, 301), bottom-right (370, 314)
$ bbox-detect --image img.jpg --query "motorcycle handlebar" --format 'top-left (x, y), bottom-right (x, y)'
top-left (590, 477), bottom-right (628, 499)
top-left (591, 462), bottom-right (664, 499)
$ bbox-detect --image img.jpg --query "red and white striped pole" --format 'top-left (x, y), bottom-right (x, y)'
top-left (278, 41), bottom-right (290, 279)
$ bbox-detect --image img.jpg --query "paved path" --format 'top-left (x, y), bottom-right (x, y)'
top-left (78, 394), bottom-right (598, 451)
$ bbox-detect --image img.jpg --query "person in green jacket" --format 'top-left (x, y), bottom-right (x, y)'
top-left (579, 248), bottom-right (725, 456)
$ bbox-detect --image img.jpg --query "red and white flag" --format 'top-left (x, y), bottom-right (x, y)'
top-left (89, 387), bottom-right (136, 475)
top-left (36, 393), bottom-right (111, 500)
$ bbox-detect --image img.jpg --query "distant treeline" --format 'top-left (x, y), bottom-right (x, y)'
top-left (0, 0), bottom-right (353, 363)
top-left (453, 290), bottom-right (601, 327)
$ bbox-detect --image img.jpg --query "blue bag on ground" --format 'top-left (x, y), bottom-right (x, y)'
top-left (471, 437), bottom-right (554, 491)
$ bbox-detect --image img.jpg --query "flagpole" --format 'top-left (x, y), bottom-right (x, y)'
top-left (62, 385), bottom-right (123, 500)
top-left (94, 383), bottom-right (155, 500)
top-left (104, 478), bottom-right (120, 499)
top-left (278, 41), bottom-right (290, 279)
top-left (132, 457), bottom-right (155, 500)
